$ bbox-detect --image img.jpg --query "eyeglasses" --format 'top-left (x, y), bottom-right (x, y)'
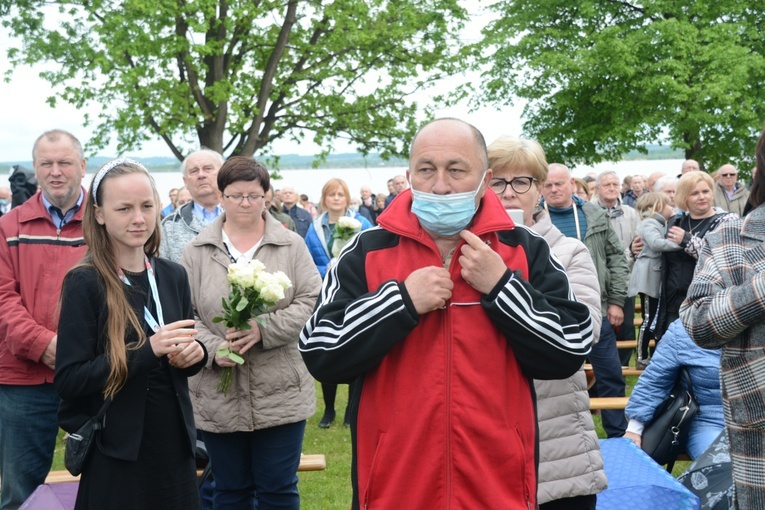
top-left (489, 176), bottom-right (538, 195)
top-left (720, 173), bottom-right (737, 177)
top-left (222, 194), bottom-right (265, 205)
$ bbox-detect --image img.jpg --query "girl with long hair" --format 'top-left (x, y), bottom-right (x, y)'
top-left (55, 158), bottom-right (207, 510)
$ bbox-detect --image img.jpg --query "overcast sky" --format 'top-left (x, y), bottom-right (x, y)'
top-left (0, 4), bottom-right (524, 163)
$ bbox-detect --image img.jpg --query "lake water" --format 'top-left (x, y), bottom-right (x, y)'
top-left (1, 159), bottom-right (686, 209)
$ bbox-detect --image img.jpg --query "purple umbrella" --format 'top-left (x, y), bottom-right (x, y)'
top-left (19, 483), bottom-right (78, 510)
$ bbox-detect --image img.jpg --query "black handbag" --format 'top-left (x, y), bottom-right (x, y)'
top-left (641, 367), bottom-right (699, 471)
top-left (64, 399), bottom-right (111, 476)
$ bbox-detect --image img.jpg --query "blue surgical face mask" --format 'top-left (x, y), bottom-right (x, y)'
top-left (410, 172), bottom-right (487, 236)
top-left (0, 199), bottom-right (7, 207)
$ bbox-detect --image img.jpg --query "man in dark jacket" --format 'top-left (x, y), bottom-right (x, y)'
top-left (280, 185), bottom-right (312, 238)
top-left (300, 118), bottom-right (594, 509)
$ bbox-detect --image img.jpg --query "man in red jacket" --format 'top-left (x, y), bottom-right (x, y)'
top-left (0, 130), bottom-right (87, 510)
top-left (300, 118), bottom-right (594, 509)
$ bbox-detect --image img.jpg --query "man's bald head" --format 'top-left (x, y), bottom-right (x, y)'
top-left (410, 118), bottom-right (488, 171)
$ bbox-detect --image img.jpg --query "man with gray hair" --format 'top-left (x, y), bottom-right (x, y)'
top-left (359, 185), bottom-right (377, 224)
top-left (713, 164), bottom-right (749, 217)
top-left (646, 171), bottom-right (666, 192)
top-left (280, 185), bottom-right (312, 238)
top-left (654, 176), bottom-right (679, 213)
top-left (681, 159), bottom-right (700, 174)
top-left (160, 148), bottom-right (224, 262)
top-left (0, 130), bottom-right (88, 509)
top-left (594, 170), bottom-right (639, 364)
top-left (384, 174), bottom-right (409, 207)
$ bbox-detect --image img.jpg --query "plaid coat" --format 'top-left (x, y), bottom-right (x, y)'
top-left (681, 203), bottom-right (765, 509)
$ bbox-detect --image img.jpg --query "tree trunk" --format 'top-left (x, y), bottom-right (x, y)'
top-left (683, 132), bottom-right (704, 171)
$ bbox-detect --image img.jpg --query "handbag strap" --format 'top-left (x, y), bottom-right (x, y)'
top-left (664, 367), bottom-right (696, 473)
top-left (94, 398), bottom-right (112, 424)
top-left (679, 367), bottom-right (696, 400)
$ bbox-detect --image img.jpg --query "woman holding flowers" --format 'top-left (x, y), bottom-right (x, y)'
top-left (180, 157), bottom-right (321, 510)
top-left (56, 158), bottom-right (208, 509)
top-left (304, 178), bottom-right (372, 428)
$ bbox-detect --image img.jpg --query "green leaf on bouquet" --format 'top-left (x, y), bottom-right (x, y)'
top-left (215, 347), bottom-right (230, 357)
top-left (236, 296), bottom-right (249, 312)
top-left (228, 352), bottom-right (245, 364)
top-left (212, 316), bottom-right (223, 323)
top-left (255, 316), bottom-right (268, 328)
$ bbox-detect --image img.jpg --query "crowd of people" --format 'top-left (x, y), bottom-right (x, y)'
top-left (0, 121), bottom-right (764, 509)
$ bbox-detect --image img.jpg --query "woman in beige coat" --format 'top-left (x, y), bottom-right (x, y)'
top-left (180, 157), bottom-right (321, 510)
top-left (488, 137), bottom-right (607, 510)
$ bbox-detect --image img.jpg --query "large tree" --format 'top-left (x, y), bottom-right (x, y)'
top-left (476, 0), bottom-right (765, 170)
top-left (1, 0), bottom-right (467, 161)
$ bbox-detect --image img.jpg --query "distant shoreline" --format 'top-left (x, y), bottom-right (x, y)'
top-left (0, 146), bottom-right (684, 173)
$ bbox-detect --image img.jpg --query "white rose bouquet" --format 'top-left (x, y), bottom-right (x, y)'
top-left (331, 216), bottom-right (362, 257)
top-left (212, 258), bottom-right (292, 394)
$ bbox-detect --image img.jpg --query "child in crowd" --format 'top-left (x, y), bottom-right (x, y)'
top-left (627, 192), bottom-right (681, 368)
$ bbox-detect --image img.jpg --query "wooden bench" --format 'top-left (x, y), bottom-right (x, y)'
top-left (615, 339), bottom-right (655, 350)
top-left (589, 397), bottom-right (630, 410)
top-left (44, 454), bottom-right (326, 484)
top-left (584, 364), bottom-right (644, 377)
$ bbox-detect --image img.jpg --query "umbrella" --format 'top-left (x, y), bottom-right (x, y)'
top-left (598, 437), bottom-right (700, 510)
top-left (19, 483), bottom-right (77, 510)
top-left (677, 431), bottom-right (733, 510)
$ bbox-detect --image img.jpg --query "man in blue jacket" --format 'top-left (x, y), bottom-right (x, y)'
top-left (280, 185), bottom-right (312, 238)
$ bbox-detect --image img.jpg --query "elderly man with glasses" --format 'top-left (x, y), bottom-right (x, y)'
top-left (713, 164), bottom-right (749, 217)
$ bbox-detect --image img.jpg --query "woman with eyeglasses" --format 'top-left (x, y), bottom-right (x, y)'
top-left (304, 178), bottom-right (373, 428)
top-left (180, 157), bottom-right (322, 509)
top-left (487, 136), bottom-right (606, 510)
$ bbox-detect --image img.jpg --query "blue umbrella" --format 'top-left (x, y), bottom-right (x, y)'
top-left (598, 438), bottom-right (700, 510)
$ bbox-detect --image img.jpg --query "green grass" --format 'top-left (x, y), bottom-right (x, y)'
top-left (51, 382), bottom-right (354, 507)
top-left (299, 383), bottom-right (354, 507)
top-left (51, 352), bottom-right (689, 506)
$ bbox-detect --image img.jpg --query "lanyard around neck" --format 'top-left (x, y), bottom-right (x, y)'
top-left (118, 256), bottom-right (164, 332)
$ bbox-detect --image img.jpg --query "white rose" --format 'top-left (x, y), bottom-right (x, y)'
top-left (239, 263), bottom-right (259, 289)
top-left (272, 271), bottom-right (292, 290)
top-left (337, 216), bottom-right (362, 231)
top-left (260, 283), bottom-right (285, 304)
top-left (227, 260), bottom-right (248, 287)
top-left (253, 271), bottom-right (276, 292)
top-left (250, 259), bottom-right (266, 275)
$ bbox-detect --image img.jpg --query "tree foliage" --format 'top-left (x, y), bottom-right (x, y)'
top-left (476, 0), bottom-right (765, 170)
top-left (1, 0), bottom-right (468, 161)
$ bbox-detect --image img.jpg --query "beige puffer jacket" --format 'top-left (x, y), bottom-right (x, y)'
top-left (180, 213), bottom-right (321, 433)
top-left (531, 210), bottom-right (608, 504)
